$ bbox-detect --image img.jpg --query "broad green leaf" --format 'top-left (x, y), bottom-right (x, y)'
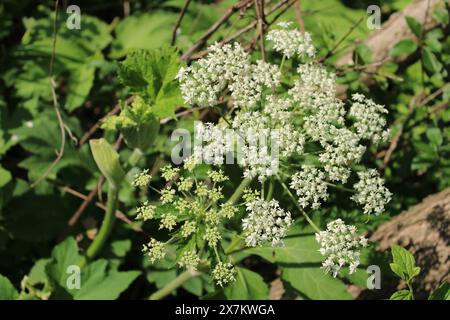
top-left (46, 237), bottom-right (82, 289)
top-left (426, 128), bottom-right (443, 146)
top-left (11, 111), bottom-right (96, 182)
top-left (0, 274), bottom-right (19, 300)
top-left (72, 259), bottom-right (140, 300)
top-left (0, 165), bottom-right (12, 188)
top-left (223, 267), bottom-right (269, 300)
top-left (246, 225), bottom-right (352, 299)
top-left (405, 16), bottom-right (423, 38)
top-left (15, 14), bottom-right (112, 112)
top-left (390, 289), bottom-right (413, 300)
top-left (109, 240), bottom-right (132, 258)
top-left (389, 39), bottom-right (417, 58)
top-left (422, 47), bottom-right (442, 73)
top-left (433, 9), bottom-right (449, 25)
top-left (424, 36), bottom-right (442, 53)
top-left (28, 259), bottom-right (51, 286)
top-left (65, 64), bottom-right (96, 112)
top-left (389, 245), bottom-right (420, 282)
top-left (110, 13), bottom-right (176, 59)
top-left (428, 281), bottom-right (450, 300)
top-left (355, 44), bottom-right (372, 64)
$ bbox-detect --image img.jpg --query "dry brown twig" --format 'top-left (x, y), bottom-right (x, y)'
top-left (32, 0), bottom-right (66, 188)
top-left (180, 0), bottom-right (254, 61)
top-left (171, 0), bottom-right (192, 45)
top-left (190, 0), bottom-right (293, 60)
top-left (254, 0), bottom-right (267, 61)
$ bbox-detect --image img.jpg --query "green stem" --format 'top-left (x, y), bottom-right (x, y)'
top-left (266, 179), bottom-right (274, 201)
top-left (276, 174), bottom-right (320, 233)
top-left (279, 55), bottom-right (286, 74)
top-left (79, 183), bottom-right (119, 268)
top-left (149, 269), bottom-right (200, 300)
top-left (326, 182), bottom-right (354, 193)
top-left (228, 178), bottom-right (252, 205)
top-left (225, 236), bottom-right (242, 255)
top-left (128, 148), bottom-right (143, 167)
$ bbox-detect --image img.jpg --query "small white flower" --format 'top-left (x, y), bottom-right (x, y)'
top-left (266, 23), bottom-right (315, 59)
top-left (290, 166), bottom-right (329, 209)
top-left (242, 199), bottom-right (292, 247)
top-left (349, 94), bottom-right (390, 143)
top-left (315, 219), bottom-right (368, 277)
top-left (351, 169), bottom-right (392, 215)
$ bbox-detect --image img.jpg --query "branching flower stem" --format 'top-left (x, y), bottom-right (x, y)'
top-left (276, 174), bottom-right (320, 232)
top-left (147, 177), bottom-right (252, 299)
top-left (228, 177), bottom-right (252, 205)
top-left (149, 269), bottom-right (201, 300)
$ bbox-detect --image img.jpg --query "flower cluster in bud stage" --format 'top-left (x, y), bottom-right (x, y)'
top-left (134, 161), bottom-right (240, 286)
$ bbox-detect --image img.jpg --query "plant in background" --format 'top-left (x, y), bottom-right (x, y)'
top-left (389, 245), bottom-right (449, 300)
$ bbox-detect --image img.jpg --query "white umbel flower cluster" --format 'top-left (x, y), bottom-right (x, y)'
top-left (350, 93), bottom-right (390, 143)
top-left (290, 166), bottom-right (329, 209)
top-left (242, 198), bottom-right (292, 247)
top-left (266, 21), bottom-right (315, 59)
top-left (289, 63), bottom-right (335, 109)
top-left (177, 42), bottom-right (280, 108)
top-left (351, 169), bottom-right (392, 215)
top-left (193, 122), bottom-right (232, 165)
top-left (315, 219), bottom-right (368, 277)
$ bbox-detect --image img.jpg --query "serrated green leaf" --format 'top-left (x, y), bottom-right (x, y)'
top-left (28, 259), bottom-right (51, 286)
top-left (0, 165), bottom-right (12, 188)
top-left (46, 237), bottom-right (82, 288)
top-left (110, 13), bottom-right (176, 59)
top-left (117, 47), bottom-right (183, 118)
